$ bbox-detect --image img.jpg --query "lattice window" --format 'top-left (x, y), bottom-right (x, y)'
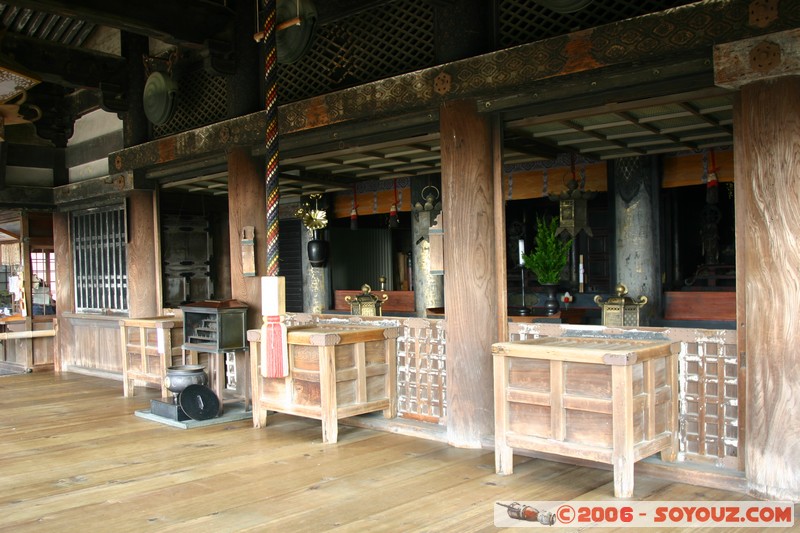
top-left (679, 337), bottom-right (740, 469)
top-left (152, 66), bottom-right (228, 138)
top-left (396, 318), bottom-right (447, 424)
top-left (497, 0), bottom-right (698, 49)
top-left (278, 0), bottom-right (435, 103)
top-left (72, 204), bottom-right (128, 313)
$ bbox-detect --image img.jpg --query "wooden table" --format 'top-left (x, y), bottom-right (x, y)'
top-left (493, 336), bottom-right (679, 497)
top-left (251, 324), bottom-right (399, 444)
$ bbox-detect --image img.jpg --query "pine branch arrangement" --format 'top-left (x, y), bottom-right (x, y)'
top-left (522, 216), bottom-right (572, 284)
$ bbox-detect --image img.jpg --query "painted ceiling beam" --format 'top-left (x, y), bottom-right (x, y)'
top-left (0, 31), bottom-right (127, 90)
top-left (0, 0), bottom-right (233, 47)
top-left (109, 0), bottom-right (800, 175)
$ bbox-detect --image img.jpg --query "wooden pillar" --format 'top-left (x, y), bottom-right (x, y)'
top-left (227, 147), bottom-right (267, 330)
top-left (19, 212), bottom-right (33, 367)
top-left (441, 99), bottom-right (499, 447)
top-left (715, 29), bottom-right (800, 501)
top-left (120, 32), bottom-right (149, 148)
top-left (53, 211), bottom-right (74, 373)
top-left (609, 156), bottom-right (661, 325)
top-left (126, 190), bottom-right (159, 318)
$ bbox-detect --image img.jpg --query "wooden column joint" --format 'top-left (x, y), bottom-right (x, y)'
top-left (714, 28), bottom-right (800, 89)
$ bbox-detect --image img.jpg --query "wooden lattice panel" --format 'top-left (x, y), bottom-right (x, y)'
top-left (497, 0), bottom-right (698, 49)
top-left (278, 0), bottom-right (435, 103)
top-left (153, 66), bottom-right (228, 138)
top-left (396, 317), bottom-right (446, 424)
top-left (679, 334), bottom-right (740, 469)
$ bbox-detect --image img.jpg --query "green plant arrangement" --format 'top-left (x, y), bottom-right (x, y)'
top-left (522, 216), bottom-right (572, 284)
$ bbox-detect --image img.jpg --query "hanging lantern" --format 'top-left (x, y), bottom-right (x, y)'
top-left (388, 179), bottom-right (399, 228)
top-left (549, 156), bottom-right (595, 237)
top-left (350, 186), bottom-right (358, 230)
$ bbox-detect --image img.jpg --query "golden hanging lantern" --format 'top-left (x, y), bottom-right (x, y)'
top-left (549, 179), bottom-right (596, 237)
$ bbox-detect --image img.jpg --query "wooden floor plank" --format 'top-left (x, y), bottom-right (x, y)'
top-left (0, 372), bottom-right (790, 532)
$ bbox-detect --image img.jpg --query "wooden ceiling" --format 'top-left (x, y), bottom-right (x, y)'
top-left (155, 88), bottom-right (733, 201)
top-left (0, 0), bottom-right (736, 204)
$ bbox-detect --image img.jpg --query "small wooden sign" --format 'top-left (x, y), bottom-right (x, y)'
top-left (241, 226), bottom-right (256, 277)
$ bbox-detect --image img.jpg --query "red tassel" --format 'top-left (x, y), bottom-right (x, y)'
top-left (263, 315), bottom-right (288, 378)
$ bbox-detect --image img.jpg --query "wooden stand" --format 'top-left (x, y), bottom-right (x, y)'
top-left (181, 349), bottom-right (250, 414)
top-left (120, 317), bottom-right (185, 397)
top-left (251, 324), bottom-right (399, 443)
top-left (493, 337), bottom-right (679, 497)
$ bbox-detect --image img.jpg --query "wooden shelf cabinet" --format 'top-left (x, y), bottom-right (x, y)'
top-left (493, 336), bottom-right (679, 498)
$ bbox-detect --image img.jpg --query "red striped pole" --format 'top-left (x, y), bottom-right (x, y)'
top-left (262, 0), bottom-right (280, 276)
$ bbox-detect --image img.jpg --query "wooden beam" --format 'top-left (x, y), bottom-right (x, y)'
top-left (0, 32), bottom-right (127, 90)
top-left (0, 186), bottom-right (53, 209)
top-left (0, 227), bottom-right (20, 240)
top-left (110, 112), bottom-right (267, 174)
top-left (109, 0), bottom-right (800, 177)
top-left (52, 171), bottom-right (138, 209)
top-left (714, 28), bottom-right (800, 89)
top-left (1, 0), bottom-right (233, 47)
top-left (276, 0), bottom-right (799, 135)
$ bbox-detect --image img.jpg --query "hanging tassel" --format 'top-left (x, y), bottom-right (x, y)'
top-left (389, 178), bottom-right (399, 228)
top-left (706, 148), bottom-right (719, 205)
top-left (350, 185), bottom-right (359, 230)
top-left (262, 315), bottom-right (288, 378)
top-left (261, 276), bottom-right (288, 378)
top-left (543, 168), bottom-right (549, 196)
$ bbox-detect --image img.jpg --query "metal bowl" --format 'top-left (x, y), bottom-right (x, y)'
top-left (164, 365), bottom-right (208, 395)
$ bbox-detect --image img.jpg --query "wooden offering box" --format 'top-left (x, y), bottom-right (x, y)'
top-left (493, 336), bottom-right (679, 497)
top-left (253, 324), bottom-right (399, 443)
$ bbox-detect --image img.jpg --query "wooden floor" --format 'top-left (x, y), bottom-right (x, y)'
top-left (1, 371), bottom-right (795, 532)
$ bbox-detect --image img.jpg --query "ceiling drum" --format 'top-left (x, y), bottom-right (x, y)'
top-left (276, 0), bottom-right (318, 64)
top-left (143, 71), bottom-right (178, 125)
top-left (533, 0), bottom-right (594, 13)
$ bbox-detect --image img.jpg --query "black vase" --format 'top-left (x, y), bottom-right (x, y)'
top-left (307, 237), bottom-right (329, 267)
top-left (543, 283), bottom-right (560, 316)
